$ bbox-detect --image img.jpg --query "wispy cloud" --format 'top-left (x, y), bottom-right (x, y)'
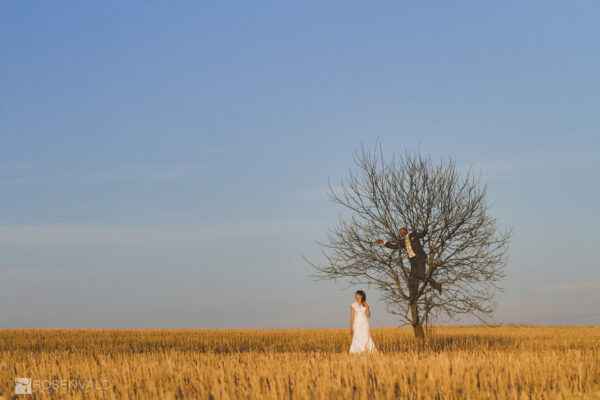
top-left (0, 162), bottom-right (31, 170)
top-left (458, 161), bottom-right (524, 175)
top-left (209, 145), bottom-right (238, 155)
top-left (96, 163), bottom-right (203, 182)
top-left (0, 177), bottom-right (32, 186)
top-left (0, 220), bottom-right (322, 245)
top-left (540, 280), bottom-right (600, 293)
top-left (0, 163), bottom-right (33, 186)
top-left (459, 160), bottom-right (558, 182)
top-left (0, 163), bottom-right (205, 186)
top-left (458, 149), bottom-right (599, 181)
top-left (299, 185), bottom-right (345, 199)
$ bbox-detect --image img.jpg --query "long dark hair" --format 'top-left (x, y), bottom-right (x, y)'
top-left (355, 290), bottom-right (366, 304)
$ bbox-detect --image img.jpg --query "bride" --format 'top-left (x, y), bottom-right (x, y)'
top-left (349, 290), bottom-right (377, 354)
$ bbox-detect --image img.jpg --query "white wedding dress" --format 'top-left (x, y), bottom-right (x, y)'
top-left (349, 301), bottom-right (377, 354)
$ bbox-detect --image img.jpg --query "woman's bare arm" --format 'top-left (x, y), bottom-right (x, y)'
top-left (364, 301), bottom-right (371, 318)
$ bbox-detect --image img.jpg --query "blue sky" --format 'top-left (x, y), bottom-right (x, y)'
top-left (1, 2), bottom-right (599, 328)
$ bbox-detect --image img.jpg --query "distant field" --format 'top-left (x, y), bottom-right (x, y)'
top-left (1, 326), bottom-right (599, 399)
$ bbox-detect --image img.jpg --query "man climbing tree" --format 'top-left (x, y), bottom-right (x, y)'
top-left (376, 223), bottom-right (443, 295)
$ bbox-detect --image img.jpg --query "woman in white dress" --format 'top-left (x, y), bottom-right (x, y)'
top-left (349, 290), bottom-right (377, 354)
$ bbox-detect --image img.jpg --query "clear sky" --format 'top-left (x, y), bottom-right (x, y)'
top-left (1, 2), bottom-right (599, 328)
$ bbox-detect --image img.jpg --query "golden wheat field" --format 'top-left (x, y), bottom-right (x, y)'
top-left (1, 326), bottom-right (599, 399)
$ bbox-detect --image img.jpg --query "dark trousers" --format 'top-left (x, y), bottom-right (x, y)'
top-left (409, 254), bottom-right (439, 292)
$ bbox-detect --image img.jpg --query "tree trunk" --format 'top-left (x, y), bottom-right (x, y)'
top-left (410, 302), bottom-right (425, 339)
top-left (412, 323), bottom-right (424, 339)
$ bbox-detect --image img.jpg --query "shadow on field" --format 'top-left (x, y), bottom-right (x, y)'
top-left (0, 328), bottom-right (523, 355)
top-left (375, 334), bottom-right (515, 354)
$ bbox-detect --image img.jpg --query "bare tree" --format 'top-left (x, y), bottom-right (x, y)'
top-left (305, 143), bottom-right (511, 339)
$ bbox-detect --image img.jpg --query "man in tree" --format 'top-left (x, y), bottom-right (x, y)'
top-left (376, 222), bottom-right (443, 294)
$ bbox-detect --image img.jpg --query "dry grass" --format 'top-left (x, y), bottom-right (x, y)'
top-left (1, 326), bottom-right (599, 399)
